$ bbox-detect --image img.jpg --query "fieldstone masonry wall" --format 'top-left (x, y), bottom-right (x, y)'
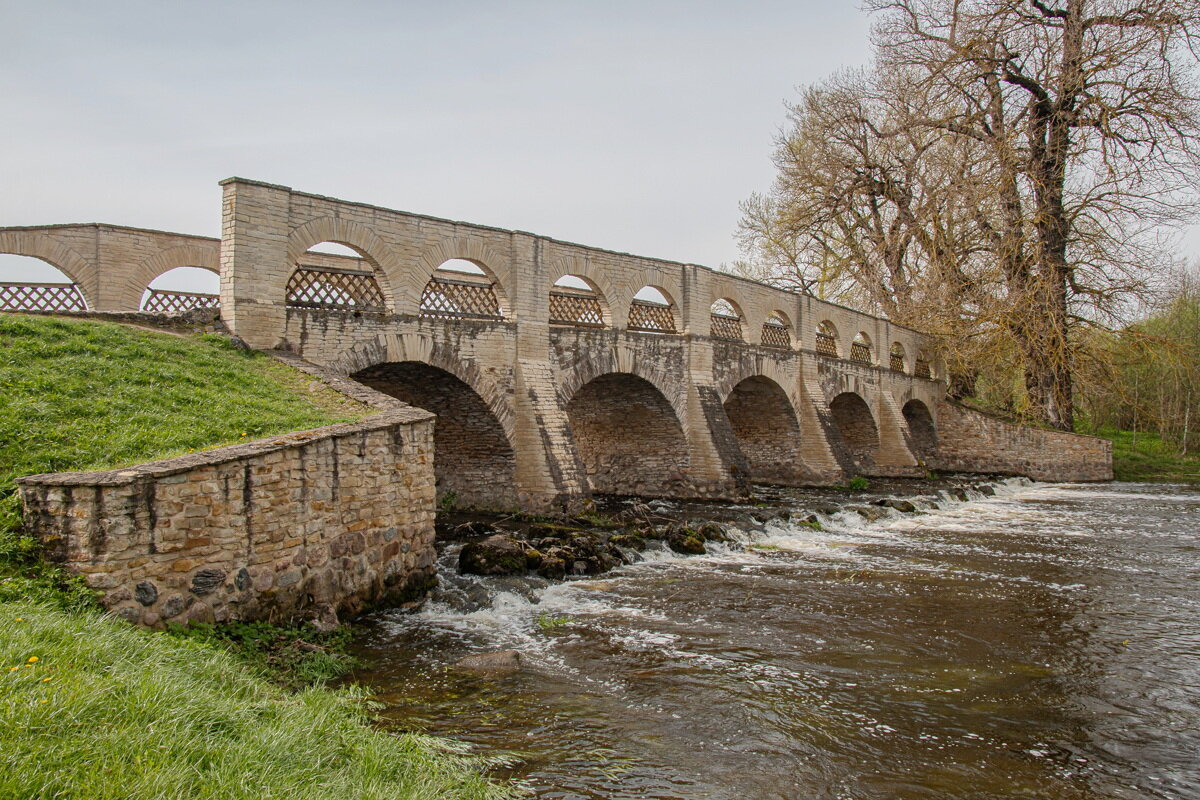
top-left (934, 401), bottom-right (1114, 481)
top-left (17, 407), bottom-right (438, 628)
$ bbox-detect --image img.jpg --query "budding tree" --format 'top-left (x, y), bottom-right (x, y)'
top-left (740, 0), bottom-right (1200, 429)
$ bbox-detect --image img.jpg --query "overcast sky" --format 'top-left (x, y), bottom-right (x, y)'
top-left (0, 1), bottom-right (876, 290)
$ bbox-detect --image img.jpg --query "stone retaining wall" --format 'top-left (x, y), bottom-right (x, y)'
top-left (935, 400), bottom-right (1113, 481)
top-left (17, 406), bottom-right (437, 628)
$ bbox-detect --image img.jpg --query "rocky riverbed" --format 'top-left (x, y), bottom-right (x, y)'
top-left (439, 474), bottom-right (1005, 583)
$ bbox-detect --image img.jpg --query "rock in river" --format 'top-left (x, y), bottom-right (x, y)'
top-left (453, 649), bottom-right (523, 675)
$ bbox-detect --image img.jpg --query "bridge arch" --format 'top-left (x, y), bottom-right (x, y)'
top-left (890, 341), bottom-right (907, 373)
top-left (549, 273), bottom-right (611, 327)
top-left (286, 218), bottom-right (400, 310)
top-left (815, 319), bottom-right (840, 358)
top-left (902, 398), bottom-right (938, 462)
top-left (128, 244), bottom-right (221, 310)
top-left (723, 374), bottom-right (805, 485)
top-left (829, 391), bottom-right (879, 473)
top-left (850, 331), bottom-right (874, 364)
top-left (328, 332), bottom-right (517, 445)
top-left (626, 285), bottom-right (680, 334)
top-left (761, 310), bottom-right (794, 349)
top-left (709, 297), bottom-right (745, 341)
top-left (0, 231), bottom-right (97, 308)
top-left (565, 370), bottom-right (690, 497)
top-left (557, 343), bottom-right (687, 423)
top-left (415, 237), bottom-right (511, 319)
top-left (353, 359), bottom-right (518, 510)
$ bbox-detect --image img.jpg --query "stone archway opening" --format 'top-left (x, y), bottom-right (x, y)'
top-left (565, 372), bottom-right (689, 496)
top-left (549, 274), bottom-right (607, 328)
top-left (0, 254), bottom-right (88, 311)
top-left (352, 361), bottom-right (517, 510)
top-left (829, 392), bottom-right (879, 472)
top-left (421, 258), bottom-right (504, 320)
top-left (288, 241), bottom-right (387, 313)
top-left (141, 266), bottom-right (220, 312)
top-left (902, 399), bottom-right (938, 463)
top-left (724, 376), bottom-right (803, 485)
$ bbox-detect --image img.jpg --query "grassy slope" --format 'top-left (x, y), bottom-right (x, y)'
top-left (1098, 427), bottom-right (1200, 483)
top-left (0, 314), bottom-right (365, 531)
top-left (0, 315), bottom-right (514, 800)
top-left (0, 601), bottom-right (510, 800)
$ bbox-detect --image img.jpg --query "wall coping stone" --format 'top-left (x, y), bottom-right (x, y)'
top-left (16, 406), bottom-right (433, 489)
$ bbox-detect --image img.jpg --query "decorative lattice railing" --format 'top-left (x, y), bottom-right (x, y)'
top-left (549, 290), bottom-right (604, 327)
top-left (890, 352), bottom-right (905, 372)
top-left (710, 314), bottom-right (743, 341)
top-left (141, 289), bottom-right (220, 313)
top-left (0, 282), bottom-right (87, 312)
top-left (850, 342), bottom-right (872, 364)
top-left (914, 359), bottom-right (932, 379)
top-left (815, 332), bottom-right (838, 357)
top-left (761, 322), bottom-right (791, 349)
top-left (286, 266), bottom-right (386, 312)
top-left (420, 276), bottom-right (503, 320)
top-left (627, 300), bottom-right (676, 333)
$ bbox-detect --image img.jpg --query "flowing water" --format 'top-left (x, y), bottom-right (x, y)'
top-left (351, 481), bottom-right (1200, 799)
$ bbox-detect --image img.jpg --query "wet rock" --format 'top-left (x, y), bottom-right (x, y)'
top-left (536, 553), bottom-right (567, 580)
top-left (978, 484), bottom-right (996, 496)
top-left (458, 534), bottom-right (530, 576)
top-left (609, 533), bottom-right (646, 551)
top-left (874, 498), bottom-right (917, 513)
top-left (952, 489), bottom-right (969, 501)
top-left (453, 649), bottom-right (523, 675)
top-left (814, 503), bottom-right (843, 516)
top-left (666, 525), bottom-right (707, 555)
top-left (696, 522), bottom-right (729, 542)
top-left (851, 505), bottom-right (889, 522)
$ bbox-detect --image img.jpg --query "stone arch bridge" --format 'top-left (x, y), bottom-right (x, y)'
top-left (2, 177), bottom-right (1111, 512)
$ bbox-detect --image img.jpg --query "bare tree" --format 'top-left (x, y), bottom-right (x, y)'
top-left (740, 0), bottom-right (1200, 430)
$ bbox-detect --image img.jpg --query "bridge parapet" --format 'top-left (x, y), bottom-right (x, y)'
top-left (3, 178), bottom-right (1112, 514)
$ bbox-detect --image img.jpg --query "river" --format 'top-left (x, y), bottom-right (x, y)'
top-left (350, 481), bottom-right (1200, 799)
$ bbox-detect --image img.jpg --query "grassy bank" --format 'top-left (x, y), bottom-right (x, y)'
top-left (0, 601), bottom-right (511, 800)
top-left (1098, 427), bottom-right (1200, 483)
top-left (0, 315), bottom-right (515, 799)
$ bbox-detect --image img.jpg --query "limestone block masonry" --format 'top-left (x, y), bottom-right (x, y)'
top-left (16, 407), bottom-right (437, 628)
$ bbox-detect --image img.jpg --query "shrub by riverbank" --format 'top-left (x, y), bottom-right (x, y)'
top-left (0, 315), bottom-right (516, 799)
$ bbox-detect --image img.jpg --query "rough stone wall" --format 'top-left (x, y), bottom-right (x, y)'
top-left (934, 400), bottom-right (1113, 481)
top-left (16, 408), bottom-right (438, 628)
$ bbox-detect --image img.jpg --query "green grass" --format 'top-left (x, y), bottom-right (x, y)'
top-left (1099, 427), bottom-right (1200, 483)
top-left (0, 601), bottom-right (514, 800)
top-left (0, 315), bottom-right (517, 799)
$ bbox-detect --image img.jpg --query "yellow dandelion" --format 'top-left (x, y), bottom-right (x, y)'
top-left (39, 700), bottom-right (48, 704)
top-left (42, 677), bottom-right (52, 683)
top-left (7, 667), bottom-right (16, 672)
top-left (15, 617), bottom-right (22, 622)
top-left (26, 656), bottom-right (38, 663)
